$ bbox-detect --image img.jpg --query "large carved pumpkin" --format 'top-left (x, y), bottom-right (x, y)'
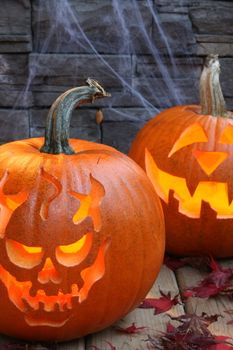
top-left (129, 55), bottom-right (233, 257)
top-left (0, 79), bottom-right (164, 341)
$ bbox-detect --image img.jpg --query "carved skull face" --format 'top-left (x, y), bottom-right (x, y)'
top-left (146, 122), bottom-right (233, 219)
top-left (0, 170), bottom-right (109, 328)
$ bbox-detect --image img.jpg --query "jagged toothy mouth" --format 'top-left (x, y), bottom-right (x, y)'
top-left (146, 150), bottom-right (233, 219)
top-left (0, 238), bottom-right (110, 327)
top-left (0, 265), bottom-right (77, 313)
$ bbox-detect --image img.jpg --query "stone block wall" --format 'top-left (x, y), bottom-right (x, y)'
top-left (0, 0), bottom-right (233, 153)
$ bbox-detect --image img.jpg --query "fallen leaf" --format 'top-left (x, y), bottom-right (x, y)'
top-left (207, 336), bottom-right (233, 349)
top-left (139, 290), bottom-right (180, 315)
top-left (145, 313), bottom-right (230, 350)
top-left (89, 341), bottom-right (116, 350)
top-left (164, 255), bottom-right (187, 270)
top-left (224, 309), bottom-right (233, 325)
top-left (115, 322), bottom-right (146, 334)
top-left (165, 255), bottom-right (212, 272)
top-left (184, 257), bottom-right (233, 298)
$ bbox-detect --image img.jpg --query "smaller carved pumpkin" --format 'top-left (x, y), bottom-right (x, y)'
top-left (0, 79), bottom-right (164, 341)
top-left (129, 55), bottom-right (233, 257)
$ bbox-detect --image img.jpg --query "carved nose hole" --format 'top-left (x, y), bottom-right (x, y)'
top-left (193, 150), bottom-right (228, 176)
top-left (37, 257), bottom-right (62, 284)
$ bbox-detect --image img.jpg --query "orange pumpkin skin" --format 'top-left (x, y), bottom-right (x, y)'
top-left (0, 82), bottom-right (164, 341)
top-left (129, 104), bottom-right (233, 257)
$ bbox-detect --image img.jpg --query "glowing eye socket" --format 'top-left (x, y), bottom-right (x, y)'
top-left (56, 233), bottom-right (93, 267)
top-left (22, 245), bottom-right (42, 254)
top-left (219, 125), bottom-right (233, 144)
top-left (168, 123), bottom-right (208, 157)
top-left (6, 239), bottom-right (44, 269)
top-left (58, 235), bottom-right (86, 254)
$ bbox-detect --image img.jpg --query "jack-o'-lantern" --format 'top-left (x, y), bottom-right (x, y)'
top-left (0, 79), bottom-right (164, 341)
top-left (129, 55), bottom-right (233, 257)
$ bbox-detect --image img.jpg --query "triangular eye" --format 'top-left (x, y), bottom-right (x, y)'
top-left (168, 123), bottom-right (208, 158)
top-left (219, 125), bottom-right (233, 144)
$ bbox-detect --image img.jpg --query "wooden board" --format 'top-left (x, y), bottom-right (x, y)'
top-left (176, 260), bottom-right (233, 337)
top-left (86, 265), bottom-right (184, 350)
top-left (1, 261), bottom-right (233, 349)
top-left (57, 338), bottom-right (85, 350)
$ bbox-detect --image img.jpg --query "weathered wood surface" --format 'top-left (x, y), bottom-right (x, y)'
top-left (176, 261), bottom-right (233, 338)
top-left (0, 261), bottom-right (233, 349)
top-left (86, 265), bottom-right (184, 350)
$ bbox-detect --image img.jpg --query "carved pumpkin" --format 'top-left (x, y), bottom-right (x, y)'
top-left (0, 79), bottom-right (164, 341)
top-left (129, 55), bottom-right (233, 257)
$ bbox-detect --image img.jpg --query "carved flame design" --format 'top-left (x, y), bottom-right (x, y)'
top-left (69, 175), bottom-right (105, 232)
top-left (39, 168), bottom-right (62, 221)
top-left (0, 169), bottom-right (109, 327)
top-left (0, 171), bottom-right (28, 238)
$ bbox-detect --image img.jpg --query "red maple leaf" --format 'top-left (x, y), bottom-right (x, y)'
top-left (224, 309), bottom-right (233, 325)
top-left (208, 336), bottom-right (233, 349)
top-left (145, 313), bottom-right (232, 350)
top-left (115, 322), bottom-right (146, 334)
top-left (183, 257), bottom-right (233, 298)
top-left (139, 290), bottom-right (180, 315)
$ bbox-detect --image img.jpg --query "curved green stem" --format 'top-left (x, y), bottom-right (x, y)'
top-left (200, 54), bottom-right (231, 118)
top-left (40, 78), bottom-right (110, 155)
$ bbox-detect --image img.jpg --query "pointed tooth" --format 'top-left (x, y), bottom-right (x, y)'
top-left (44, 302), bottom-right (55, 312)
top-left (185, 178), bottom-right (199, 197)
top-left (37, 289), bottom-right (46, 296)
top-left (71, 283), bottom-right (79, 296)
top-left (67, 299), bottom-right (72, 310)
top-left (227, 183), bottom-right (233, 205)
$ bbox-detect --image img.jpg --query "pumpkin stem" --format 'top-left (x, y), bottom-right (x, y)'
top-left (40, 78), bottom-right (110, 155)
top-left (200, 54), bottom-right (231, 118)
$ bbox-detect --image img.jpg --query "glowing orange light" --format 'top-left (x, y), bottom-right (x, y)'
top-left (0, 171), bottom-right (28, 238)
top-left (56, 232), bottom-right (93, 267)
top-left (145, 149), bottom-right (233, 219)
top-left (23, 245), bottom-right (42, 254)
top-left (193, 150), bottom-right (228, 176)
top-left (168, 123), bottom-right (208, 157)
top-left (219, 125), bottom-right (233, 144)
top-left (0, 237), bottom-right (110, 327)
top-left (69, 175), bottom-right (105, 232)
top-left (6, 239), bottom-right (44, 269)
top-left (37, 258), bottom-right (62, 284)
top-left (78, 238), bottom-right (110, 303)
top-left (59, 235), bottom-right (86, 253)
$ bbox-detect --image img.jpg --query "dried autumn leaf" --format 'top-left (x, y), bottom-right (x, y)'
top-left (164, 255), bottom-right (187, 270)
top-left (145, 313), bottom-right (231, 350)
top-left (139, 290), bottom-right (180, 315)
top-left (165, 255), bottom-right (211, 271)
top-left (208, 336), bottom-right (233, 350)
top-left (224, 309), bottom-right (233, 325)
top-left (184, 257), bottom-right (233, 298)
top-left (89, 341), bottom-right (116, 350)
top-left (115, 322), bottom-right (146, 334)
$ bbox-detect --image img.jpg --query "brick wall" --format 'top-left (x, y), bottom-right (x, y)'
top-left (0, 0), bottom-right (233, 153)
